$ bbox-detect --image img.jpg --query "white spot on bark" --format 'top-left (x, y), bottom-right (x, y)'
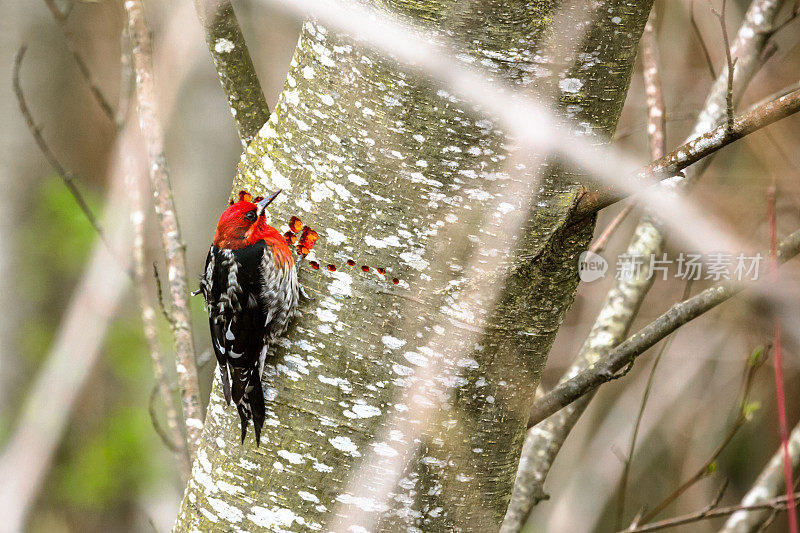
top-left (559, 77), bottom-right (584, 93)
top-left (298, 491), bottom-right (320, 503)
top-left (347, 173), bottom-right (367, 186)
top-left (351, 403), bottom-right (382, 418)
top-left (277, 450), bottom-right (304, 464)
top-left (456, 357), bottom-right (479, 369)
top-left (329, 436), bottom-right (361, 456)
top-left (326, 228), bottom-right (347, 245)
top-left (382, 335), bottom-right (406, 349)
top-left (207, 497), bottom-right (244, 523)
top-left (327, 271), bottom-right (353, 297)
top-left (497, 202), bottom-right (515, 214)
top-left (318, 374), bottom-right (353, 393)
top-left (198, 448), bottom-right (212, 473)
top-left (214, 38), bottom-right (235, 53)
top-left (372, 442), bottom-right (398, 457)
top-left (400, 250), bottom-right (429, 271)
top-left (403, 351), bottom-right (429, 367)
top-left (365, 235), bottom-right (401, 248)
top-left (248, 506), bottom-right (299, 529)
top-left (336, 493), bottom-right (388, 512)
top-left (392, 363), bottom-right (414, 376)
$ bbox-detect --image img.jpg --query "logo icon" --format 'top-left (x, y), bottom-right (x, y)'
top-left (578, 250), bottom-right (608, 282)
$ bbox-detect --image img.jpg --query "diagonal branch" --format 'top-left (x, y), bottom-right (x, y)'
top-left (528, 228), bottom-right (800, 428)
top-left (633, 346), bottom-right (763, 525)
top-left (125, 0), bottom-right (203, 455)
top-left (13, 46), bottom-right (114, 260)
top-left (690, 0), bottom-right (717, 80)
top-left (622, 491), bottom-right (800, 532)
top-left (193, 0), bottom-right (270, 145)
top-left (720, 419), bottom-right (800, 532)
top-left (574, 85), bottom-right (800, 219)
top-left (42, 0), bottom-right (118, 125)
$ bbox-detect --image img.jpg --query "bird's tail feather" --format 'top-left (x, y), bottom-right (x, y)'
top-left (232, 364), bottom-right (265, 446)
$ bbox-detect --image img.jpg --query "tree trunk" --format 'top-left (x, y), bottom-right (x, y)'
top-left (175, 1), bottom-right (652, 530)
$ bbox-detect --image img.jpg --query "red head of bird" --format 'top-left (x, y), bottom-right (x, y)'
top-left (212, 190), bottom-right (293, 266)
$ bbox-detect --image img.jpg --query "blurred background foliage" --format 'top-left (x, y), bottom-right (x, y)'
top-left (0, 0), bottom-right (798, 531)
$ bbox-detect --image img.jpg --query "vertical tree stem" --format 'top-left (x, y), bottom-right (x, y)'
top-left (128, 159), bottom-right (191, 479)
top-left (193, 0), bottom-right (270, 145)
top-left (125, 0), bottom-right (203, 456)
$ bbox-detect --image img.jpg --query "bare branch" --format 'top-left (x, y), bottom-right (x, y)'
top-left (615, 280), bottom-right (692, 528)
top-left (634, 346), bottom-right (763, 525)
top-left (193, 0), bottom-right (270, 144)
top-left (527, 228), bottom-right (800, 428)
top-left (148, 382), bottom-right (183, 453)
top-left (42, 0), bottom-right (118, 125)
top-left (129, 168), bottom-right (190, 478)
top-left (642, 12), bottom-right (666, 161)
top-left (125, 0), bottom-right (203, 454)
top-left (117, 25), bottom-right (135, 127)
top-left (575, 86), bottom-right (800, 218)
top-left (621, 491), bottom-right (800, 532)
top-left (720, 421), bottom-right (800, 531)
top-left (153, 262), bottom-right (177, 327)
top-left (766, 181), bottom-right (798, 530)
top-left (13, 46), bottom-right (122, 269)
top-left (709, 0), bottom-right (737, 134)
top-left (690, 0), bottom-right (717, 80)
top-left (589, 203), bottom-right (635, 254)
top-left (591, 5), bottom-right (665, 259)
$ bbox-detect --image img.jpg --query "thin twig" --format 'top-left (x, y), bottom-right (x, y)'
top-left (635, 345), bottom-right (763, 524)
top-left (148, 383), bottom-right (182, 453)
top-left (125, 0), bottom-right (203, 455)
top-left (528, 227), bottom-right (800, 428)
top-left (153, 262), bottom-right (176, 327)
top-left (710, 0), bottom-right (738, 134)
top-left (690, 0), bottom-right (717, 80)
top-left (0, 137), bottom-right (134, 532)
top-left (767, 180), bottom-right (798, 532)
top-left (589, 203), bottom-right (635, 254)
top-left (13, 46), bottom-right (116, 261)
top-left (621, 491), bottom-right (800, 532)
top-left (42, 0), bottom-right (118, 125)
top-left (615, 281), bottom-right (693, 528)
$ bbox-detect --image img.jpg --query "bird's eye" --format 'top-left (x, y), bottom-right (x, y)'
top-left (244, 210), bottom-right (257, 222)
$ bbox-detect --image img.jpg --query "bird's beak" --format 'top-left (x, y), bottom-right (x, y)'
top-left (256, 189), bottom-right (282, 216)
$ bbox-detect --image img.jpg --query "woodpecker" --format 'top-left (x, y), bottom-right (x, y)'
top-left (196, 190), bottom-right (299, 445)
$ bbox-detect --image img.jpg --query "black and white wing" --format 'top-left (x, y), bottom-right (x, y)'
top-left (199, 241), bottom-right (298, 445)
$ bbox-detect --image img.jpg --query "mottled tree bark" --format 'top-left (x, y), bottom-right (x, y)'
top-left (175, 1), bottom-right (652, 530)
